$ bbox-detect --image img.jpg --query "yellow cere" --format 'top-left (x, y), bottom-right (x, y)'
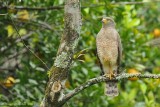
top-left (102, 18), bottom-right (107, 24)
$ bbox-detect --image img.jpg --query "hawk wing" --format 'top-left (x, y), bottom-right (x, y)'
top-left (96, 29), bottom-right (105, 75)
top-left (117, 33), bottom-right (122, 74)
top-left (96, 48), bottom-right (104, 75)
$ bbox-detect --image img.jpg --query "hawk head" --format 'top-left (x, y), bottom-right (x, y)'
top-left (102, 17), bottom-right (115, 27)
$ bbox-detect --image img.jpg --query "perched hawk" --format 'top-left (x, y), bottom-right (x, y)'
top-left (96, 17), bottom-right (122, 96)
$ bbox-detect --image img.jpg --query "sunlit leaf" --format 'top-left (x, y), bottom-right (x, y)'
top-left (127, 18), bottom-right (140, 28)
top-left (17, 10), bottom-right (29, 21)
top-left (84, 8), bottom-right (90, 14)
top-left (140, 83), bottom-right (147, 94)
top-left (19, 28), bottom-right (27, 35)
top-left (5, 25), bottom-right (14, 37)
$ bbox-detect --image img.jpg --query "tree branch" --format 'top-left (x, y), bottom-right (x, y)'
top-left (0, 6), bottom-right (63, 10)
top-left (60, 73), bottom-right (160, 104)
top-left (0, 67), bottom-right (17, 72)
top-left (112, 0), bottom-right (160, 5)
top-left (41, 0), bottom-right (81, 107)
top-left (145, 38), bottom-right (160, 47)
top-left (1, 1), bottom-right (160, 11)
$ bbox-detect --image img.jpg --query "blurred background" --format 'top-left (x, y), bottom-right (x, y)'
top-left (0, 0), bottom-right (160, 107)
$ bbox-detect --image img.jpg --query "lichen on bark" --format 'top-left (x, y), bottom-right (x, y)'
top-left (54, 52), bottom-right (70, 68)
top-left (42, 0), bottom-right (81, 106)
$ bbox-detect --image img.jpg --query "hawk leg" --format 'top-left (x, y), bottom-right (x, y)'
top-left (104, 63), bottom-right (116, 80)
top-left (105, 70), bottom-right (115, 80)
top-left (109, 69), bottom-right (114, 80)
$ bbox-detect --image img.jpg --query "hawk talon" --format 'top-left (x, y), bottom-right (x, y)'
top-left (104, 72), bottom-right (116, 80)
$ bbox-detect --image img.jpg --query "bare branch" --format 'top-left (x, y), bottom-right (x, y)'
top-left (145, 38), bottom-right (160, 47)
top-left (0, 6), bottom-right (63, 10)
top-left (15, 31), bottom-right (33, 43)
top-left (60, 73), bottom-right (160, 104)
top-left (0, 67), bottom-right (17, 72)
top-left (9, 15), bottom-right (50, 70)
top-left (112, 0), bottom-right (160, 5)
top-left (1, 1), bottom-right (160, 11)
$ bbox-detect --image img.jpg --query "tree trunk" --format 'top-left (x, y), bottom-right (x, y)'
top-left (40, 0), bottom-right (81, 106)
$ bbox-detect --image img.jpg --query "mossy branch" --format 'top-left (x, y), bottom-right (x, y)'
top-left (60, 73), bottom-right (160, 104)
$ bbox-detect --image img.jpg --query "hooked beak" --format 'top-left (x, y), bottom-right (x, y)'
top-left (102, 18), bottom-right (107, 24)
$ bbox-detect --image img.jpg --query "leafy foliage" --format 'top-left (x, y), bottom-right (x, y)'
top-left (0, 0), bottom-right (160, 107)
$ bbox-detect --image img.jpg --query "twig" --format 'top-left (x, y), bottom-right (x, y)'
top-left (0, 83), bottom-right (11, 95)
top-left (145, 38), bottom-right (160, 47)
top-left (15, 31), bottom-right (33, 43)
top-left (0, 31), bottom-right (33, 53)
top-left (8, 15), bottom-right (49, 70)
top-left (0, 68), bottom-right (17, 72)
top-left (112, 0), bottom-right (160, 5)
top-left (0, 6), bottom-right (63, 10)
top-left (1, 1), bottom-right (160, 11)
top-left (60, 73), bottom-right (160, 104)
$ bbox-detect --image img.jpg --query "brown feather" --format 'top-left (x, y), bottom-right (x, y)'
top-left (96, 17), bottom-right (122, 97)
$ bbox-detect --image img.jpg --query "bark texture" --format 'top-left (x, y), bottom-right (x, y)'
top-left (41, 0), bottom-right (81, 107)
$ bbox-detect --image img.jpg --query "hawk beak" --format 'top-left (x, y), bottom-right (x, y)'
top-left (102, 18), bottom-right (107, 24)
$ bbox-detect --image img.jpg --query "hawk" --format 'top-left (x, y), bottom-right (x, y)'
top-left (96, 17), bottom-right (122, 96)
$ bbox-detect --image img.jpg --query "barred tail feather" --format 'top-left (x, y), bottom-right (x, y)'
top-left (105, 82), bottom-right (118, 97)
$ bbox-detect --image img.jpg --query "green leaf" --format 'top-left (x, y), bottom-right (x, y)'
top-left (82, 67), bottom-right (88, 75)
top-left (128, 89), bottom-right (137, 101)
top-left (26, 91), bottom-right (35, 99)
top-left (140, 83), bottom-right (147, 94)
top-left (29, 61), bottom-right (36, 68)
top-left (84, 8), bottom-right (90, 14)
top-left (144, 96), bottom-right (149, 105)
top-left (134, 102), bottom-right (146, 107)
top-left (35, 67), bottom-right (45, 72)
top-left (19, 28), bottom-right (27, 35)
top-left (127, 18), bottom-right (140, 28)
top-left (28, 79), bottom-right (38, 85)
top-left (121, 91), bottom-right (128, 101)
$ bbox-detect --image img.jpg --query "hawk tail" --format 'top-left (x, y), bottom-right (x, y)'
top-left (105, 81), bottom-right (118, 97)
